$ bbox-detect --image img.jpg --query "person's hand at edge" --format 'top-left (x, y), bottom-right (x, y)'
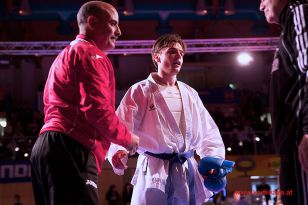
top-left (299, 134), bottom-right (308, 173)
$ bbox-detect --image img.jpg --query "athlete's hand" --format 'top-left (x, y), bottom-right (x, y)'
top-left (299, 134), bottom-right (308, 173)
top-left (127, 133), bottom-right (139, 155)
top-left (112, 150), bottom-right (129, 169)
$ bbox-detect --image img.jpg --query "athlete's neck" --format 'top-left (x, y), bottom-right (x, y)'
top-left (152, 72), bottom-right (177, 87)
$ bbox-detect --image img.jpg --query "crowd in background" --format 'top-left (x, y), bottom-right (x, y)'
top-left (0, 88), bottom-right (272, 161)
top-left (0, 98), bottom-right (43, 160)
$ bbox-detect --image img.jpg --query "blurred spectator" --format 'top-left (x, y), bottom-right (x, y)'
top-left (13, 194), bottom-right (23, 205)
top-left (256, 178), bottom-right (271, 205)
top-left (122, 183), bottom-right (133, 205)
top-left (105, 185), bottom-right (121, 205)
top-left (0, 137), bottom-right (13, 160)
top-left (233, 192), bottom-right (249, 205)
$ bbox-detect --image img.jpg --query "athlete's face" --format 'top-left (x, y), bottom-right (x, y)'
top-left (259, 0), bottom-right (288, 24)
top-left (154, 43), bottom-right (185, 76)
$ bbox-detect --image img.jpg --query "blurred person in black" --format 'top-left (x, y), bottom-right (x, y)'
top-left (260, 0), bottom-right (308, 204)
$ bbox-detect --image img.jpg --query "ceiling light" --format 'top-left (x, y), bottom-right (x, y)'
top-left (19, 0), bottom-right (31, 16)
top-left (237, 52), bottom-right (253, 66)
top-left (123, 0), bottom-right (134, 16)
top-left (224, 0), bottom-right (235, 15)
top-left (196, 0), bottom-right (208, 15)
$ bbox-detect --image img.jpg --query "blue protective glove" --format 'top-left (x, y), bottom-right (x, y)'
top-left (198, 156), bottom-right (235, 192)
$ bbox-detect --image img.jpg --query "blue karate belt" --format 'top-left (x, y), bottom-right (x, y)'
top-left (145, 150), bottom-right (196, 205)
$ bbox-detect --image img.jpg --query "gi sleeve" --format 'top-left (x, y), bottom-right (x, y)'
top-left (194, 94), bottom-right (225, 159)
top-left (116, 84), bottom-right (146, 132)
top-left (107, 84), bottom-right (147, 174)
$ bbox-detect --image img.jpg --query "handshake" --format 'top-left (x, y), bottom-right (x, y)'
top-left (198, 156), bottom-right (235, 192)
top-left (112, 133), bottom-right (139, 170)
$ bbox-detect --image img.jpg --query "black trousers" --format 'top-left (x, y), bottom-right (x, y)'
top-left (30, 131), bottom-right (98, 205)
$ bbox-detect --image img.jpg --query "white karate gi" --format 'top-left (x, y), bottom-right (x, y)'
top-left (107, 74), bottom-right (225, 205)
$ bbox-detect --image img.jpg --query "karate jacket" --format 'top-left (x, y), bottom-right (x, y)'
top-left (108, 74), bottom-right (225, 204)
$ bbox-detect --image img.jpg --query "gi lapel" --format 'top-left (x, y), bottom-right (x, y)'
top-left (177, 82), bottom-right (193, 150)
